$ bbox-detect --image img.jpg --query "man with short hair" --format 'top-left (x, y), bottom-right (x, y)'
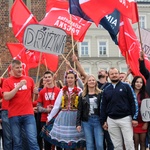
top-left (100, 67), bottom-right (138, 150)
top-left (2, 59), bottom-right (39, 150)
top-left (37, 70), bottom-right (60, 150)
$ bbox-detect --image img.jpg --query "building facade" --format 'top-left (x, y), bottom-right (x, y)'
top-left (77, 0), bottom-right (150, 80)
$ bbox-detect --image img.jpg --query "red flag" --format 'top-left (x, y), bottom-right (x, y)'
top-left (7, 43), bottom-right (31, 75)
top-left (7, 43), bottom-right (59, 73)
top-left (115, 0), bottom-right (139, 23)
top-left (10, 0), bottom-right (38, 42)
top-left (40, 0), bottom-right (91, 42)
top-left (46, 0), bottom-right (68, 13)
top-left (79, 0), bottom-right (138, 26)
top-left (118, 15), bottom-right (141, 76)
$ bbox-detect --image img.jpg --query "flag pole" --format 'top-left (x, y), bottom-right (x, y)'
top-left (33, 52), bottom-right (42, 101)
top-left (1, 68), bottom-right (8, 78)
top-left (54, 42), bottom-right (77, 75)
top-left (137, 21), bottom-right (143, 51)
top-left (69, 14), bottom-right (76, 69)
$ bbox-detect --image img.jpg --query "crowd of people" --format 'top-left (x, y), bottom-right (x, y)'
top-left (0, 51), bottom-right (150, 150)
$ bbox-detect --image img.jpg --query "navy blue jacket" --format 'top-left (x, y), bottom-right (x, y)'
top-left (100, 81), bottom-right (138, 125)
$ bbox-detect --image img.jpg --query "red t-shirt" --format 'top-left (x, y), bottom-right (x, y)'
top-left (2, 76), bottom-right (34, 118)
top-left (37, 86), bottom-right (60, 122)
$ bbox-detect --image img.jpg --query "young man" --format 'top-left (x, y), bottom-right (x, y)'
top-left (100, 67), bottom-right (138, 150)
top-left (37, 71), bottom-right (60, 150)
top-left (2, 59), bottom-right (39, 150)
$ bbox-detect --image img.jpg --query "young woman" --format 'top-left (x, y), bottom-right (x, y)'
top-left (46, 70), bottom-right (85, 149)
top-left (76, 74), bottom-right (104, 150)
top-left (131, 76), bottom-right (149, 150)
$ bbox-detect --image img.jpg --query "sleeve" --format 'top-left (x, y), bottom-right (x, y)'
top-left (2, 79), bottom-right (11, 92)
top-left (127, 84), bottom-right (139, 120)
top-left (47, 89), bottom-right (63, 121)
top-left (100, 90), bottom-right (108, 125)
top-left (76, 94), bottom-right (83, 127)
top-left (139, 59), bottom-right (150, 80)
top-left (77, 78), bottom-right (84, 90)
top-left (37, 102), bottom-right (48, 113)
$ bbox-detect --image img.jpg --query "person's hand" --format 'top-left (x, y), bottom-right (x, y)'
top-left (16, 80), bottom-right (27, 89)
top-left (103, 122), bottom-right (108, 130)
top-left (76, 126), bottom-right (81, 132)
top-left (132, 120), bottom-right (138, 127)
top-left (47, 105), bottom-right (53, 113)
top-left (72, 54), bottom-right (78, 62)
top-left (139, 50), bottom-right (144, 61)
top-left (142, 123), bottom-right (148, 130)
top-left (33, 87), bottom-right (39, 94)
top-left (33, 107), bottom-right (38, 113)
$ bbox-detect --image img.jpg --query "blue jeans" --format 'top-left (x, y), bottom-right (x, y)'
top-left (1, 110), bottom-right (13, 150)
top-left (82, 115), bottom-right (104, 150)
top-left (9, 115), bottom-right (40, 150)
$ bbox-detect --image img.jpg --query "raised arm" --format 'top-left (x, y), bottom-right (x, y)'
top-left (139, 51), bottom-right (150, 80)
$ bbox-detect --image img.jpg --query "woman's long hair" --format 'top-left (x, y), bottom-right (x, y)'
top-left (131, 76), bottom-right (146, 100)
top-left (82, 74), bottom-right (101, 97)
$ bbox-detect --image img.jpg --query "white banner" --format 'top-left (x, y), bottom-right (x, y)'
top-left (23, 24), bottom-right (67, 55)
top-left (141, 98), bottom-right (150, 122)
top-left (136, 28), bottom-right (150, 57)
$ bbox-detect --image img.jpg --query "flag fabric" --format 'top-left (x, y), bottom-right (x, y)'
top-left (69, 0), bottom-right (120, 44)
top-left (118, 15), bottom-right (141, 76)
top-left (46, 0), bottom-right (68, 13)
top-left (115, 0), bottom-right (139, 24)
top-left (79, 0), bottom-right (138, 26)
top-left (7, 43), bottom-right (59, 73)
top-left (10, 0), bottom-right (38, 42)
top-left (41, 0), bottom-right (91, 42)
top-left (7, 43), bottom-right (31, 75)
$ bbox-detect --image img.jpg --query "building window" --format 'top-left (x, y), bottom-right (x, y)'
top-left (79, 40), bottom-right (90, 57)
top-left (84, 67), bottom-right (90, 74)
top-left (139, 15), bottom-right (146, 29)
top-left (9, 0), bottom-right (31, 27)
top-left (98, 41), bottom-right (107, 56)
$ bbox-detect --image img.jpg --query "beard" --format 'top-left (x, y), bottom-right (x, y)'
top-left (111, 79), bottom-right (119, 83)
top-left (98, 74), bottom-right (105, 79)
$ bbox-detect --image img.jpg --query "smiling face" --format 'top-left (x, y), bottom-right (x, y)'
top-left (134, 77), bottom-right (143, 90)
top-left (66, 73), bottom-right (76, 88)
top-left (87, 76), bottom-right (97, 88)
top-left (108, 68), bottom-right (120, 83)
top-left (44, 73), bottom-right (53, 85)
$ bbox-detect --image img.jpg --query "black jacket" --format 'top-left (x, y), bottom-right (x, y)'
top-left (139, 59), bottom-right (150, 96)
top-left (76, 93), bottom-right (101, 127)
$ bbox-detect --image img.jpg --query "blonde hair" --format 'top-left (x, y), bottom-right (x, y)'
top-left (82, 74), bottom-right (101, 97)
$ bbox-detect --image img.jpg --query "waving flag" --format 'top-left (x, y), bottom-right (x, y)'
top-left (79, 0), bottom-right (138, 26)
top-left (10, 0), bottom-right (38, 42)
top-left (115, 0), bottom-right (139, 23)
top-left (7, 43), bottom-right (59, 73)
top-left (7, 43), bottom-right (32, 75)
top-left (46, 0), bottom-right (68, 13)
top-left (118, 15), bottom-right (141, 76)
top-left (79, 0), bottom-right (114, 26)
top-left (41, 0), bottom-right (91, 42)
top-left (69, 0), bottom-right (120, 44)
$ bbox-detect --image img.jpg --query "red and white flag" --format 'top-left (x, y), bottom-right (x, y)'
top-left (41, 0), bottom-right (91, 42)
top-left (10, 0), bottom-right (38, 42)
top-left (79, 0), bottom-right (139, 26)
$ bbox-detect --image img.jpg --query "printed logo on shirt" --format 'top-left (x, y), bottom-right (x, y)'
top-left (14, 83), bottom-right (27, 90)
top-left (45, 92), bottom-right (55, 100)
